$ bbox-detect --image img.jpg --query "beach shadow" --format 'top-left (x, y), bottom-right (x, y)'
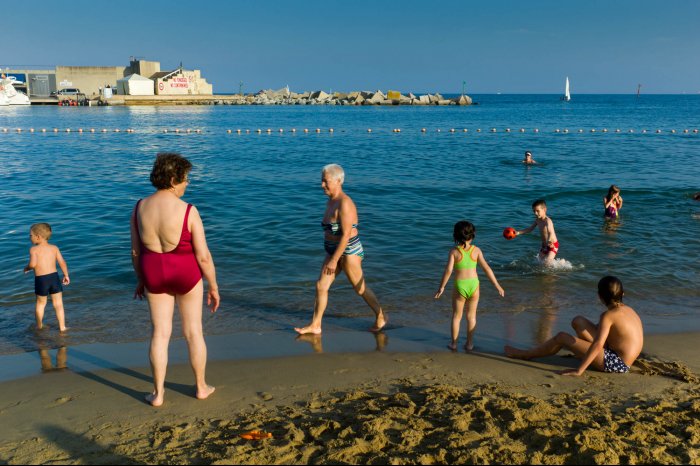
top-left (68, 349), bottom-right (194, 402)
top-left (469, 350), bottom-right (572, 374)
top-left (38, 424), bottom-right (136, 464)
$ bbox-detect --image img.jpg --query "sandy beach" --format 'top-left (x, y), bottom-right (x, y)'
top-left (0, 332), bottom-right (699, 464)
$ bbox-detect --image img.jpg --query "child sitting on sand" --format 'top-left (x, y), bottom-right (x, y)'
top-left (23, 223), bottom-right (70, 332)
top-left (603, 185), bottom-right (623, 218)
top-left (513, 199), bottom-right (559, 266)
top-left (505, 276), bottom-right (643, 375)
top-left (435, 221), bottom-right (504, 351)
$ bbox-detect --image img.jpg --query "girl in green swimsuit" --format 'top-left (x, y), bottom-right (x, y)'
top-left (435, 221), bottom-right (505, 351)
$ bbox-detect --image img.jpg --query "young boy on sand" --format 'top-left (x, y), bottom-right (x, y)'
top-left (435, 221), bottom-right (505, 351)
top-left (505, 276), bottom-right (643, 375)
top-left (514, 199), bottom-right (558, 265)
top-left (23, 223), bottom-right (70, 332)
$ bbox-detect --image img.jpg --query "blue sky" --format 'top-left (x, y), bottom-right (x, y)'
top-left (6, 0), bottom-right (700, 94)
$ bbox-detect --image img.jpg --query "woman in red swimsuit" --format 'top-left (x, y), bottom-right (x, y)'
top-left (130, 153), bottom-right (220, 407)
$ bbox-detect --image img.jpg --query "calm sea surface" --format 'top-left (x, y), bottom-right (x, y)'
top-left (1, 95), bottom-right (699, 356)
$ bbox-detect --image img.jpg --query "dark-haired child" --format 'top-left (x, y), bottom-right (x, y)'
top-left (514, 199), bottom-right (559, 265)
top-left (603, 185), bottom-right (623, 218)
top-left (505, 276), bottom-right (644, 375)
top-left (435, 221), bottom-right (505, 351)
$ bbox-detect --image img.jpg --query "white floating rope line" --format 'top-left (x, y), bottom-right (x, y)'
top-left (4, 127), bottom-right (698, 135)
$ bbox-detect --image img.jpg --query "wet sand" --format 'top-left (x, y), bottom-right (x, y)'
top-left (1, 332), bottom-right (699, 464)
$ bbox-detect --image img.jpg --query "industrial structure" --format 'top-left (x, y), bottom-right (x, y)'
top-left (2, 58), bottom-right (213, 99)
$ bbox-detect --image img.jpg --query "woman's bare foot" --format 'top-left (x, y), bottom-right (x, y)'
top-left (465, 342), bottom-right (474, 352)
top-left (145, 392), bottom-right (164, 407)
top-left (369, 313), bottom-right (387, 333)
top-left (294, 325), bottom-right (322, 335)
top-left (59, 327), bottom-right (69, 333)
top-left (504, 345), bottom-right (532, 360)
top-left (447, 342), bottom-right (458, 351)
top-left (196, 385), bottom-right (216, 400)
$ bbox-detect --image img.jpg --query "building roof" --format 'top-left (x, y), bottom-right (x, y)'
top-left (117, 73), bottom-right (153, 82)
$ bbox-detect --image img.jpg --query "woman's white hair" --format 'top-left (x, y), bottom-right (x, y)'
top-left (322, 163), bottom-right (345, 183)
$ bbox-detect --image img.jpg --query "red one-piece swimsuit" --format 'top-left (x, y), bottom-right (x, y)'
top-left (135, 200), bottom-right (202, 295)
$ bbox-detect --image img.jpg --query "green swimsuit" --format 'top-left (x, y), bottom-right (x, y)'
top-left (454, 245), bottom-right (479, 299)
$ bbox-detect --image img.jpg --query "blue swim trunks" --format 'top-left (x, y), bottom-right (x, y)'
top-left (603, 347), bottom-right (630, 373)
top-left (35, 272), bottom-right (63, 297)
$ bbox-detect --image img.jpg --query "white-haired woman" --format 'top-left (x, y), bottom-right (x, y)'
top-left (295, 164), bottom-right (386, 334)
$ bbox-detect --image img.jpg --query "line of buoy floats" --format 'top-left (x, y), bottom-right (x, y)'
top-left (1, 127), bottom-right (699, 134)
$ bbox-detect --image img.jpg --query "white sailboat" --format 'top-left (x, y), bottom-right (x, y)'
top-left (562, 76), bottom-right (571, 102)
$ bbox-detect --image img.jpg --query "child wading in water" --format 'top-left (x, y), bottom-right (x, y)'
top-left (603, 185), bottom-right (623, 218)
top-left (514, 199), bottom-right (559, 266)
top-left (435, 221), bottom-right (505, 351)
top-left (23, 223), bottom-right (70, 332)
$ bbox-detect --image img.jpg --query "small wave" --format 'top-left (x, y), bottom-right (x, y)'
top-left (507, 256), bottom-right (584, 274)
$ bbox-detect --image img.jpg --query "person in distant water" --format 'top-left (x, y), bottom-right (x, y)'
top-left (513, 199), bottom-right (559, 266)
top-left (295, 164), bottom-right (387, 335)
top-left (23, 223), bottom-right (70, 332)
top-left (693, 192), bottom-right (700, 201)
top-left (603, 185), bottom-right (624, 219)
top-left (523, 151), bottom-right (537, 165)
top-left (434, 221), bottom-right (505, 351)
top-left (131, 152), bottom-right (220, 407)
top-left (505, 276), bottom-right (643, 375)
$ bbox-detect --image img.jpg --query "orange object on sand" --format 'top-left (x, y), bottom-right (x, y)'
top-left (239, 430), bottom-right (273, 440)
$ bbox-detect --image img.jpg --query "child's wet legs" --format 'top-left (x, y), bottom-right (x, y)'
top-left (50, 292), bottom-right (67, 331)
top-left (35, 295), bottom-right (47, 329)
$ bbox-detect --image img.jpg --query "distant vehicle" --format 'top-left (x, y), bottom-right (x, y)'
top-left (56, 88), bottom-right (82, 96)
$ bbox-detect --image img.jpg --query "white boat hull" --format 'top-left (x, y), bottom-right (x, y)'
top-left (8, 93), bottom-right (30, 105)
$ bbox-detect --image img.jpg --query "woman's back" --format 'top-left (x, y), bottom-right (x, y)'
top-left (137, 193), bottom-right (190, 253)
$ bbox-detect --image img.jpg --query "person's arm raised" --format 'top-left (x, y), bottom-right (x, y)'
top-left (517, 221), bottom-right (537, 236)
top-left (189, 206), bottom-right (220, 312)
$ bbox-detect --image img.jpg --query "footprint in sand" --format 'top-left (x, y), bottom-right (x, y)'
top-left (51, 396), bottom-right (73, 407)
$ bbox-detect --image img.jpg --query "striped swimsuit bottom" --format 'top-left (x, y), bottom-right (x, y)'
top-left (324, 235), bottom-right (365, 259)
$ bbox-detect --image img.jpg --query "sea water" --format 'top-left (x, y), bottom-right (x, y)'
top-left (1, 95), bottom-right (699, 358)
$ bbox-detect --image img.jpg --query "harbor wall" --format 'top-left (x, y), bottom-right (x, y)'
top-left (55, 66), bottom-right (127, 97)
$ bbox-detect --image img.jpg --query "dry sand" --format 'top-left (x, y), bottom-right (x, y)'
top-left (1, 332), bottom-right (699, 464)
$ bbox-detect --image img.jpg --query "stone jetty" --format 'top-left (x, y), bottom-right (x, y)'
top-left (102, 89), bottom-right (473, 106)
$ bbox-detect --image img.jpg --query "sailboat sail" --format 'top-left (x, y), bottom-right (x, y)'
top-left (563, 77), bottom-right (571, 101)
